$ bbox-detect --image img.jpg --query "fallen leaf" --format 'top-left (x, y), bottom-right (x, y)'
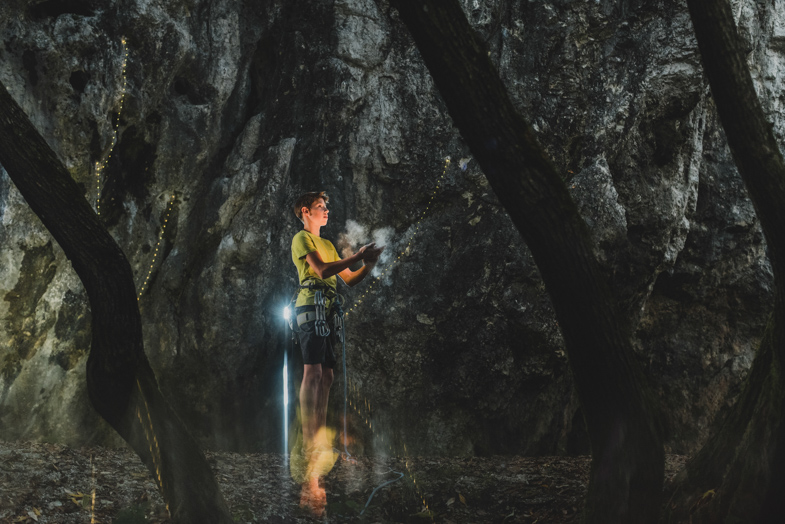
top-left (459, 493), bottom-right (467, 505)
top-left (68, 491), bottom-right (86, 506)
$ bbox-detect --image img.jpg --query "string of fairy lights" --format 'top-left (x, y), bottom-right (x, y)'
top-left (136, 379), bottom-right (167, 502)
top-left (90, 454), bottom-right (96, 524)
top-left (88, 37), bottom-right (175, 301)
top-left (86, 36), bottom-right (172, 520)
top-left (94, 38), bottom-right (128, 217)
top-left (346, 377), bottom-right (432, 515)
top-left (137, 193), bottom-right (176, 300)
top-left (334, 156), bottom-right (452, 517)
top-left (345, 156), bottom-right (450, 317)
top-left (92, 34), bottom-right (447, 520)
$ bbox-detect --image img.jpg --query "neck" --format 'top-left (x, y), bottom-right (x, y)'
top-left (304, 223), bottom-right (321, 237)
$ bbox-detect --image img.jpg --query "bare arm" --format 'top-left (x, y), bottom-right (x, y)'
top-left (305, 251), bottom-right (361, 279)
top-left (304, 243), bottom-right (377, 280)
top-left (338, 263), bottom-right (373, 287)
top-left (338, 246), bottom-right (385, 287)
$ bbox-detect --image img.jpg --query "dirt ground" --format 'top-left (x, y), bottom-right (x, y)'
top-left (0, 441), bottom-right (687, 523)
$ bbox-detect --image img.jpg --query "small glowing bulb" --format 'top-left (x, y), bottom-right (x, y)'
top-left (283, 306), bottom-right (291, 319)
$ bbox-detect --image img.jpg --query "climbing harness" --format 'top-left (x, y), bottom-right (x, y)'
top-left (282, 155), bottom-right (452, 515)
top-left (288, 280), bottom-right (346, 337)
top-left (284, 282), bottom-right (349, 456)
top-left (284, 282), bottom-right (402, 511)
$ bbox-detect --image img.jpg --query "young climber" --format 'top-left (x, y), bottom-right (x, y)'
top-left (290, 190), bottom-right (383, 513)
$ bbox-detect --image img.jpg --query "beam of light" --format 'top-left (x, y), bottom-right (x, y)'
top-left (283, 355), bottom-right (289, 407)
top-left (283, 352), bottom-right (288, 458)
top-left (283, 306), bottom-right (291, 320)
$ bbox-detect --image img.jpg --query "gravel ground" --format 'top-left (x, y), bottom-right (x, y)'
top-left (0, 441), bottom-right (687, 523)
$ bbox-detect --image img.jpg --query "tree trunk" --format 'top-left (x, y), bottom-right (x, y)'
top-left (389, 1), bottom-right (664, 522)
top-left (0, 80), bottom-right (233, 523)
top-left (666, 0), bottom-right (785, 521)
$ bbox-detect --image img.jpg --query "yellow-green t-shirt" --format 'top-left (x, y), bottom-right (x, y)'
top-left (291, 230), bottom-right (339, 307)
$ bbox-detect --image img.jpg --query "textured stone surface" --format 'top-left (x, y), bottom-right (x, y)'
top-left (0, 0), bottom-right (777, 456)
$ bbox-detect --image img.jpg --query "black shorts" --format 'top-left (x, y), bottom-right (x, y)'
top-left (295, 306), bottom-right (338, 368)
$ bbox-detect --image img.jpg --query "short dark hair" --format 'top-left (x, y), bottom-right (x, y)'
top-left (293, 191), bottom-right (329, 222)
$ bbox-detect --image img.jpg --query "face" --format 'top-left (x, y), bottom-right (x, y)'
top-left (304, 198), bottom-right (329, 226)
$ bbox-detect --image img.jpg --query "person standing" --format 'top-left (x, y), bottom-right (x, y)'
top-left (290, 191), bottom-right (383, 513)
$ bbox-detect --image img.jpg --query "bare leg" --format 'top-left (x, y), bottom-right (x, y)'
top-left (300, 364), bottom-right (323, 449)
top-left (299, 364), bottom-right (330, 516)
top-left (315, 367), bottom-right (334, 435)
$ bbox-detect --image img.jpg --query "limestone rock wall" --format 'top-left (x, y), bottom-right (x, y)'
top-left (0, 0), bottom-right (778, 455)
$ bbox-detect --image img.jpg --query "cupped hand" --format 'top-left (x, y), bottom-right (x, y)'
top-left (357, 242), bottom-right (377, 259)
top-left (365, 245), bottom-right (385, 263)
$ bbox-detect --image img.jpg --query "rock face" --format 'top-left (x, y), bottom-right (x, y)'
top-left (0, 0), bottom-right (778, 456)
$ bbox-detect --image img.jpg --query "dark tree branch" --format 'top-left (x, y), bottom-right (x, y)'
top-left (388, 1), bottom-right (664, 522)
top-left (0, 80), bottom-right (233, 524)
top-left (686, 0), bottom-right (785, 275)
top-left (666, 0), bottom-right (785, 521)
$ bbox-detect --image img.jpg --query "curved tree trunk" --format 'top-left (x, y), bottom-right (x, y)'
top-left (666, 0), bottom-right (785, 521)
top-left (389, 1), bottom-right (665, 522)
top-left (0, 80), bottom-right (233, 523)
